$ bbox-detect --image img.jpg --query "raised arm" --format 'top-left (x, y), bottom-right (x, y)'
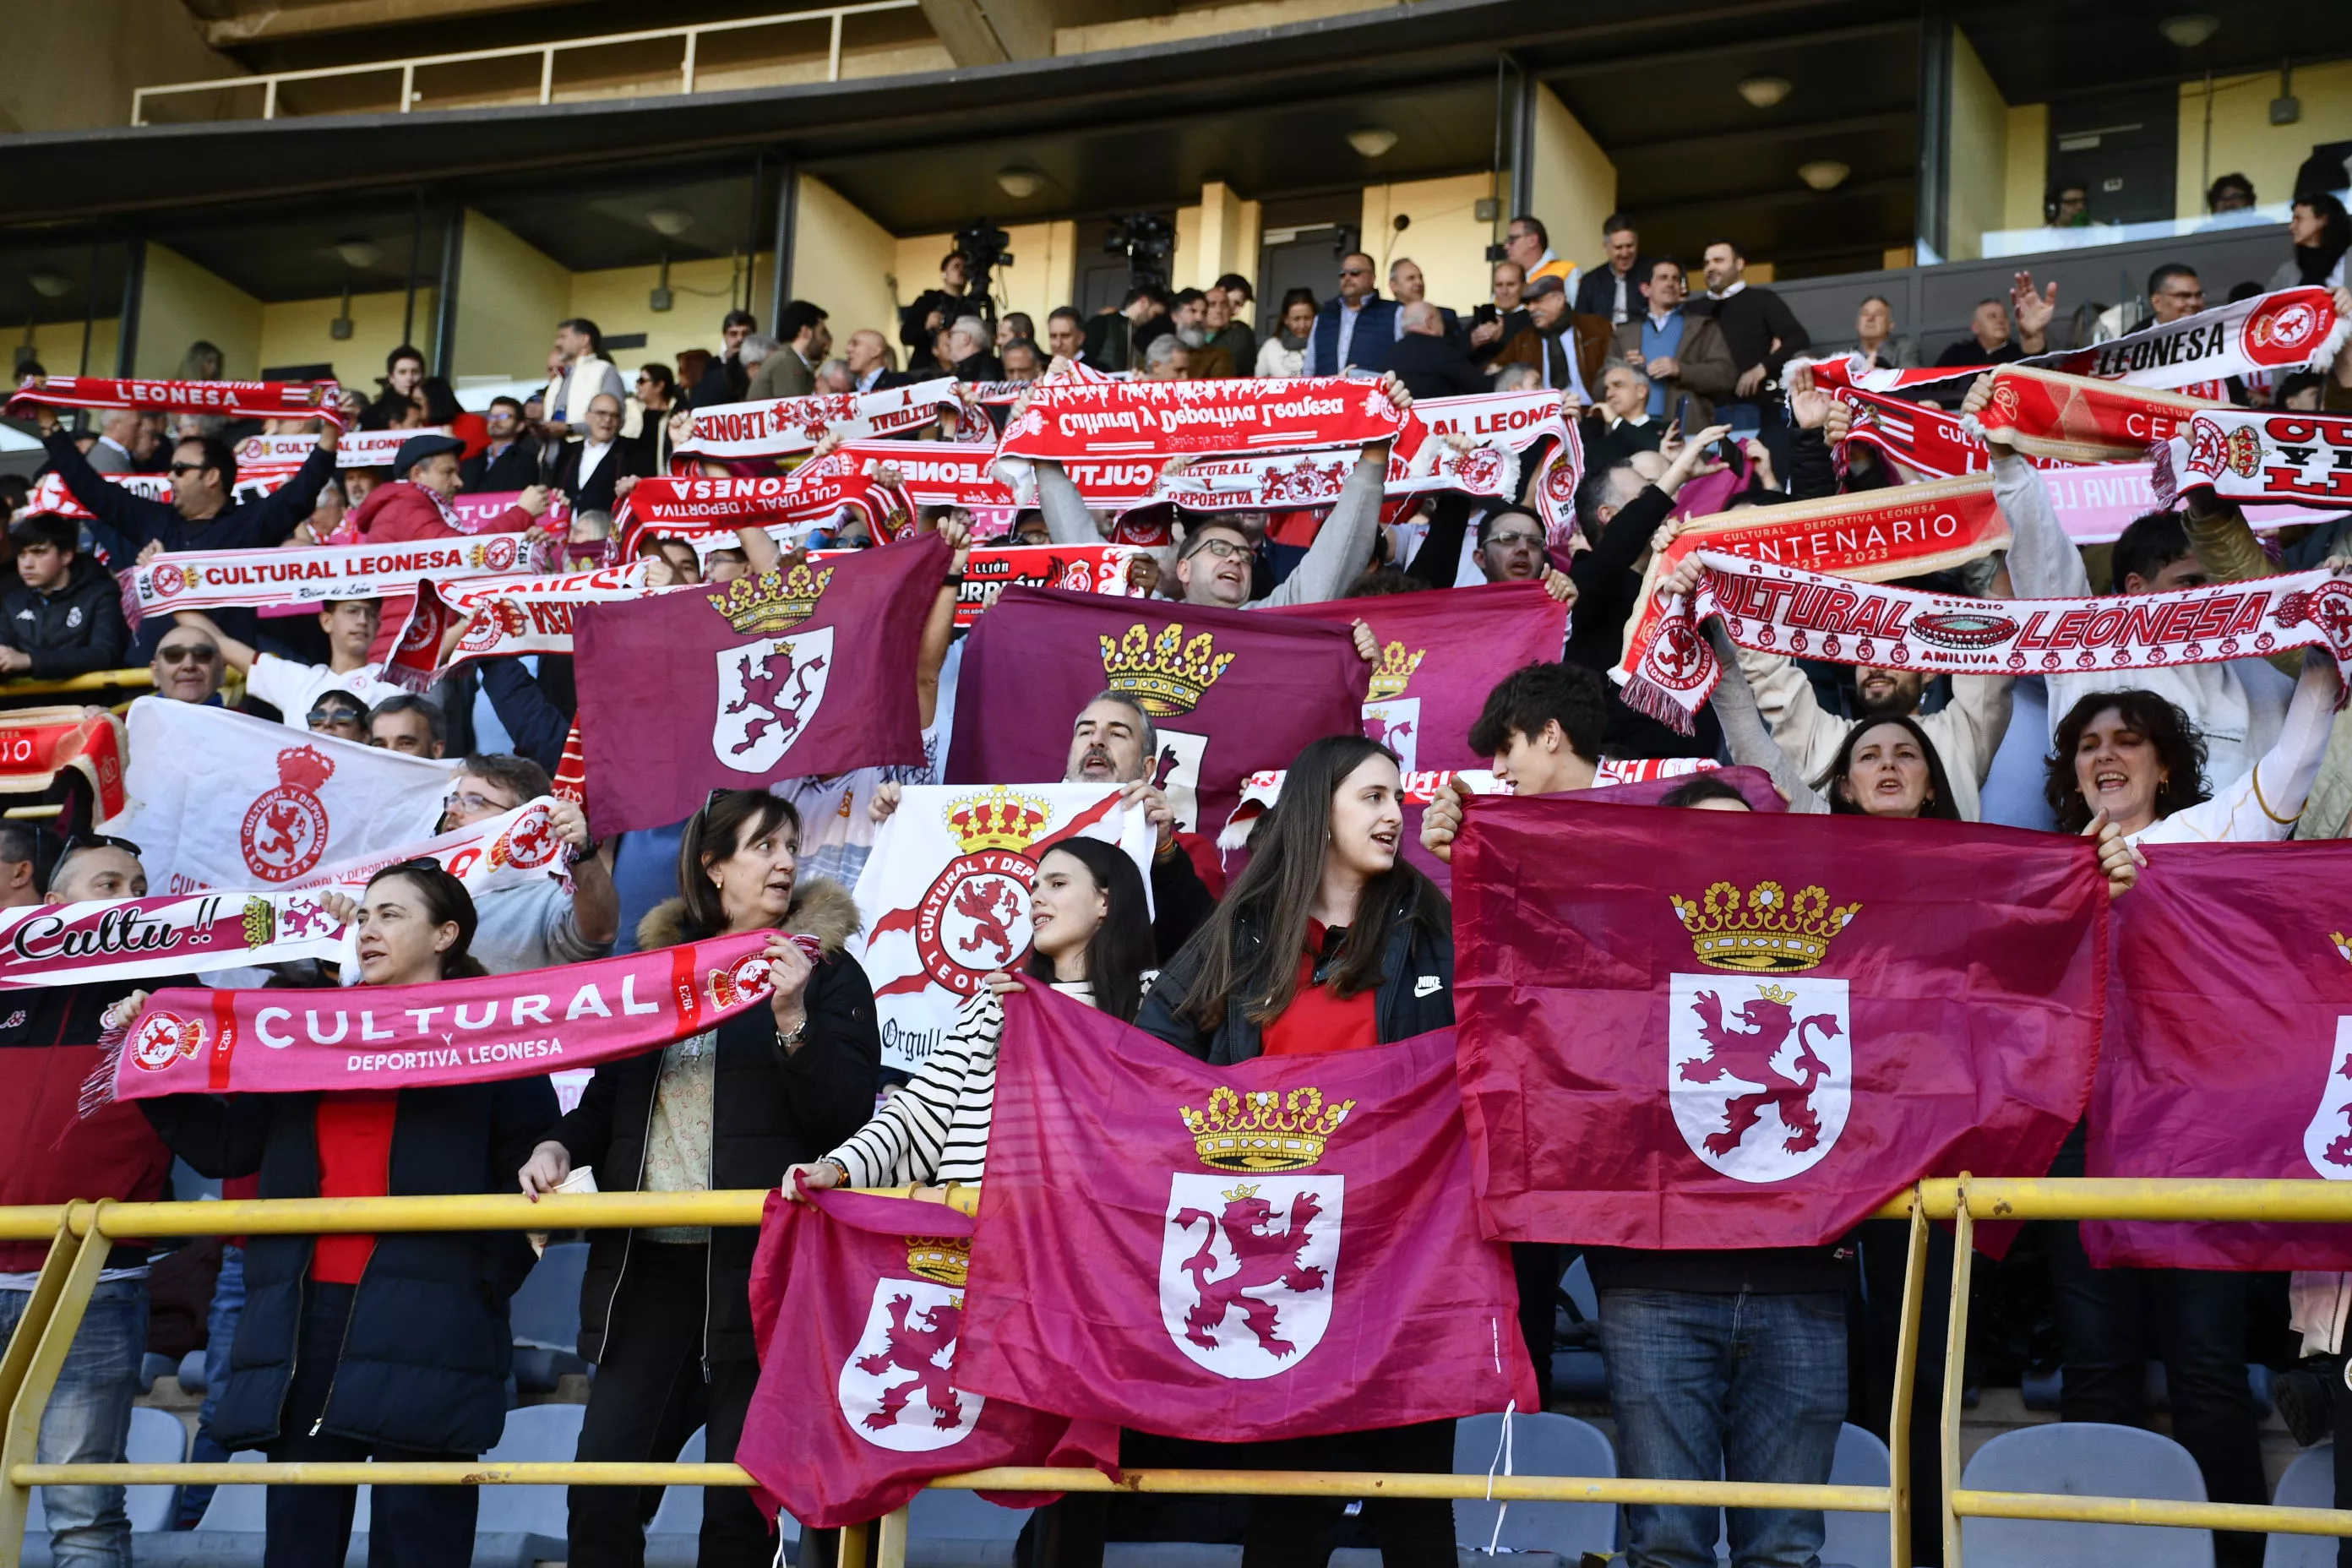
top-left (1705, 621), bottom-right (1827, 813)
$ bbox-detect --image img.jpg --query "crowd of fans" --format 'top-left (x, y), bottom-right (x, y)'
top-left (0, 182), bottom-right (2350, 1568)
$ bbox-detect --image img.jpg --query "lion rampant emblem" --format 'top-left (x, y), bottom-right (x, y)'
top-left (239, 745), bottom-right (335, 882)
top-left (852, 1293), bottom-right (965, 1431)
top-left (1680, 987), bottom-right (1843, 1157)
top-left (1668, 974), bottom-right (1853, 1182)
top-left (1159, 1172), bottom-right (1342, 1378)
top-left (836, 1275), bottom-right (982, 1452)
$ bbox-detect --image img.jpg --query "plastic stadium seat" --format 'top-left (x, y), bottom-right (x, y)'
top-left (508, 1241), bottom-right (592, 1392)
top-left (1711, 1423), bottom-right (1890, 1568)
top-left (1958, 1422), bottom-right (2213, 1566)
top-left (139, 1352), bottom-right (177, 1395)
top-left (124, 1406), bottom-right (190, 1532)
top-left (1551, 1255), bottom-right (1609, 1402)
top-left (2263, 1442), bottom-right (2335, 1568)
top-left (1451, 1410), bottom-right (1618, 1558)
top-left (907, 1486), bottom-right (1032, 1565)
top-left (177, 1348), bottom-right (207, 1395)
top-left (193, 1451), bottom-right (272, 1533)
top-left (474, 1402), bottom-right (584, 1541)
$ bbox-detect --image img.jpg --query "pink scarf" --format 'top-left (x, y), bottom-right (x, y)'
top-left (103, 929), bottom-right (812, 1100)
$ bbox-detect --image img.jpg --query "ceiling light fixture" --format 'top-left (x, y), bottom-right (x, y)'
top-left (25, 270), bottom-right (70, 299)
top-left (2158, 13), bottom-right (2220, 47)
top-left (331, 238), bottom-right (383, 270)
top-left (995, 166), bottom-right (1045, 199)
top-left (645, 205), bottom-right (694, 237)
top-left (1346, 125), bottom-right (1399, 158)
top-left (1797, 160), bottom-right (1851, 191)
top-left (1737, 75), bottom-right (1793, 108)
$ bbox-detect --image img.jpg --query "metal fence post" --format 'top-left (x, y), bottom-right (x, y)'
top-left (874, 1503), bottom-right (909, 1567)
top-left (0, 1205), bottom-right (111, 1568)
top-left (1939, 1177), bottom-right (1975, 1568)
top-left (1885, 1190), bottom-right (1929, 1568)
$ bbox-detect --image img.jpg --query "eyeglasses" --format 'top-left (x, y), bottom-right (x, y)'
top-left (155, 644), bottom-right (217, 664)
top-left (1338, 265), bottom-right (1371, 278)
top-left (442, 790), bottom-right (517, 817)
top-left (308, 704), bottom-right (366, 726)
top-left (1486, 531), bottom-right (1545, 551)
top-left (1184, 536), bottom-right (1250, 562)
top-left (166, 462), bottom-right (209, 476)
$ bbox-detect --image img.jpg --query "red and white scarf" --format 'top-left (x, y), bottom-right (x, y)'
top-left (1967, 365), bottom-right (2218, 463)
top-left (1614, 476), bottom-right (2012, 681)
top-left (122, 532), bottom-right (533, 623)
top-left (1620, 553), bottom-right (2352, 732)
top-left (382, 562), bottom-right (656, 689)
top-left (614, 454), bottom-right (907, 556)
top-left (2155, 410), bottom-right (2352, 511)
top-left (837, 438), bottom-right (1022, 539)
top-left (678, 379), bottom-right (961, 460)
top-left (8, 376), bottom-right (346, 428)
top-left (237, 427), bottom-right (446, 472)
top-left (1803, 286), bottom-right (2349, 397)
top-left (994, 376), bottom-right (1407, 488)
top-left (101, 928), bottom-right (813, 1100)
top-left (0, 709), bottom-right (126, 821)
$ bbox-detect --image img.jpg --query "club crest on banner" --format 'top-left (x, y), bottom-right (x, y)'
top-left (905, 789), bottom-right (1053, 996)
top-left (2302, 934), bottom-right (2352, 1180)
top-left (1159, 1085), bottom-right (1353, 1380)
top-left (240, 746), bottom-right (336, 882)
top-left (1664, 879), bottom-right (1861, 1183)
top-left (1099, 623), bottom-right (1230, 832)
top-left (714, 626), bottom-right (835, 775)
top-left (836, 1236), bottom-right (984, 1452)
top-left (129, 1010), bottom-right (206, 1072)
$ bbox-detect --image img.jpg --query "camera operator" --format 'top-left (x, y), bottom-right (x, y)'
top-left (900, 251), bottom-right (974, 373)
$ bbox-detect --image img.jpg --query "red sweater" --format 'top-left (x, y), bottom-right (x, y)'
top-left (313, 1092), bottom-right (398, 1283)
top-left (351, 482), bottom-right (534, 664)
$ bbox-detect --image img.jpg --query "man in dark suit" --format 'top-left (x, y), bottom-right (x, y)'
top-left (691, 309), bottom-right (759, 408)
top-left (460, 397), bottom-right (542, 493)
top-left (1386, 302), bottom-right (1488, 400)
top-left (1306, 253), bottom-right (1398, 376)
top-left (549, 394), bottom-right (650, 515)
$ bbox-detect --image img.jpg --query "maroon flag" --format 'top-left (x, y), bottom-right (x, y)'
top-left (1268, 582), bottom-right (1569, 773)
top-left (944, 585), bottom-right (1366, 838)
top-left (2087, 842), bottom-right (2352, 1269)
top-left (739, 1187), bottom-right (1115, 1527)
top-left (956, 988), bottom-right (1538, 1441)
top-left (1452, 798), bottom-right (2105, 1248)
top-left (574, 532), bottom-right (950, 835)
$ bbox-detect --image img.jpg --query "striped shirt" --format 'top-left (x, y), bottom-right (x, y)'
top-left (825, 978), bottom-right (1146, 1189)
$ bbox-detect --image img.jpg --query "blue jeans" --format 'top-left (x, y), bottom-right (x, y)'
top-left (177, 1244), bottom-right (247, 1527)
top-left (0, 1277), bottom-right (150, 1568)
top-left (1597, 1288), bottom-right (1847, 1568)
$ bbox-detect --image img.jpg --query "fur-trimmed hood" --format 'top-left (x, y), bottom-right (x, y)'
top-left (635, 877), bottom-right (862, 956)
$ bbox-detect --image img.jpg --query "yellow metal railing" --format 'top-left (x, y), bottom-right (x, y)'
top-left (3, 1180), bottom-right (2349, 1567)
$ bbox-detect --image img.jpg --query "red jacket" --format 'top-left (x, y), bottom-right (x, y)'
top-left (0, 980), bottom-right (177, 1271)
top-left (351, 481), bottom-right (534, 666)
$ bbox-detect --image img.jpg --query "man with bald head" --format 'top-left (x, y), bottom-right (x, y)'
top-left (1386, 300), bottom-right (1487, 400)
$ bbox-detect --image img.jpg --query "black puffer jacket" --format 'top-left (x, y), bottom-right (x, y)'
top-left (0, 555), bottom-right (129, 678)
top-left (1135, 884), bottom-right (1455, 1064)
top-left (548, 879), bottom-right (878, 1364)
top-left (140, 1077), bottom-right (558, 1455)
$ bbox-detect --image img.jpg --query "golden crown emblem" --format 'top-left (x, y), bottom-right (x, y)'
top-left (1097, 623), bottom-right (1233, 716)
top-left (710, 562), bottom-right (835, 635)
top-left (945, 787), bottom-right (1051, 854)
top-left (1222, 1181), bottom-right (1262, 1203)
top-left (1179, 1085), bottom-right (1356, 1172)
top-left (1365, 640), bottom-right (1426, 703)
top-left (1669, 879), bottom-right (1859, 972)
top-left (905, 1235), bottom-right (971, 1287)
top-left (1756, 982), bottom-right (1796, 1005)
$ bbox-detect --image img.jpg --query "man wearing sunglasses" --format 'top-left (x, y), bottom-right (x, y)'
top-left (1304, 252), bottom-right (1399, 378)
top-left (149, 625), bottom-right (228, 706)
top-left (28, 400), bottom-right (338, 661)
top-left (435, 752), bottom-right (616, 975)
top-left (0, 832), bottom-right (181, 1568)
